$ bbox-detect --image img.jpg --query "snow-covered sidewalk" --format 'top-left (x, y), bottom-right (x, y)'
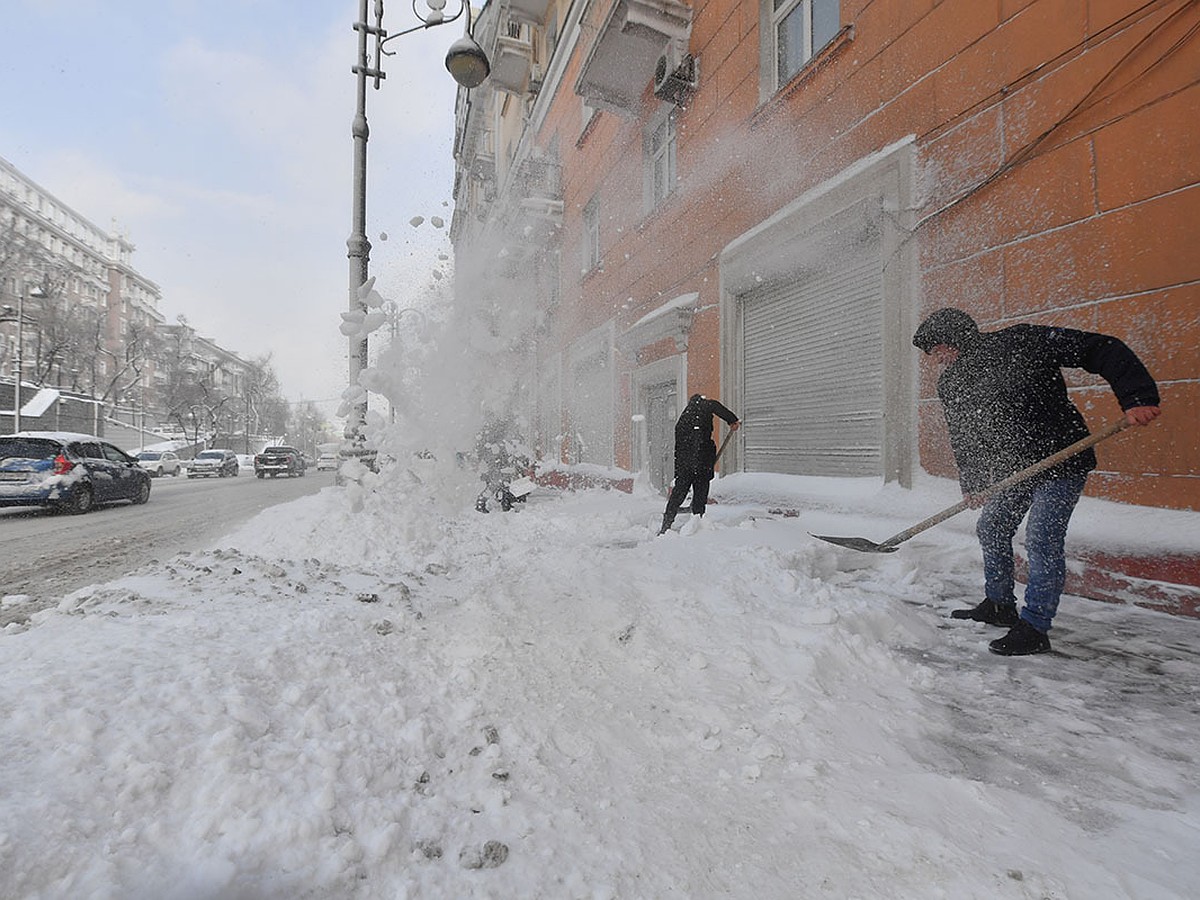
top-left (2, 473), bottom-right (1197, 899)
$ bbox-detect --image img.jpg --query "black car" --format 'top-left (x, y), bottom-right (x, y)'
top-left (0, 432), bottom-right (152, 514)
top-left (254, 446), bottom-right (306, 478)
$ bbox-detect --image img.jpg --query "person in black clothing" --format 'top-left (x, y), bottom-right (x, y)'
top-left (913, 308), bottom-right (1161, 655)
top-left (658, 394), bottom-right (740, 535)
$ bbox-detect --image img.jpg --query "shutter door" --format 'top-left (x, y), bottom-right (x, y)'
top-left (741, 255), bottom-right (883, 476)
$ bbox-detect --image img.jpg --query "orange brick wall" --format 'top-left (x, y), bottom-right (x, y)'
top-left (913, 0), bottom-right (1200, 510)
top-left (531, 0), bottom-right (1198, 510)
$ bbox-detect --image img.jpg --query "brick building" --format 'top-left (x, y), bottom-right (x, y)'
top-left (450, 0), bottom-right (1197, 519)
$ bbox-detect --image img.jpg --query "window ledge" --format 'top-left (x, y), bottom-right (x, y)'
top-left (754, 23), bottom-right (855, 125)
top-left (635, 190), bottom-right (679, 234)
top-left (576, 109), bottom-right (602, 148)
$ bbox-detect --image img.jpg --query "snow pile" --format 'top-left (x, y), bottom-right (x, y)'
top-left (1, 477), bottom-right (1197, 898)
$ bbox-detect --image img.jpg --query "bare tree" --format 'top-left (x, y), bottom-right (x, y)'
top-left (0, 219), bottom-right (100, 393)
top-left (96, 317), bottom-right (161, 403)
top-left (238, 355), bottom-right (289, 448)
top-left (21, 266), bottom-right (89, 388)
top-left (290, 400), bottom-right (332, 456)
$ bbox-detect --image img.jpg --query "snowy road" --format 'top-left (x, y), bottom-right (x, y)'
top-left (0, 468), bottom-right (330, 622)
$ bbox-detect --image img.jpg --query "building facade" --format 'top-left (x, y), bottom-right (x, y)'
top-left (0, 156), bottom-right (167, 418)
top-left (452, 0), bottom-right (1197, 512)
top-left (1, 155), bottom-right (256, 438)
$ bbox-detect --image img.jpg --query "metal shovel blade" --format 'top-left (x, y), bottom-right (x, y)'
top-left (809, 533), bottom-right (898, 553)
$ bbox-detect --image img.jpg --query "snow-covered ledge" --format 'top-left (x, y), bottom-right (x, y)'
top-left (617, 291), bottom-right (699, 355)
top-left (575, 0), bottom-right (692, 117)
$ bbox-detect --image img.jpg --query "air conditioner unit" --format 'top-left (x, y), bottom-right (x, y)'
top-left (652, 51), bottom-right (698, 104)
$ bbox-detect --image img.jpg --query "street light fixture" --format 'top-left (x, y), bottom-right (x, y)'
top-left (445, 35), bottom-right (491, 88)
top-left (1, 284), bottom-right (45, 434)
top-left (346, 0), bottom-right (489, 450)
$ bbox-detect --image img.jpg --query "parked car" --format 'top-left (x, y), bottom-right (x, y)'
top-left (136, 449), bottom-right (182, 477)
top-left (187, 448), bottom-right (240, 478)
top-left (0, 432), bottom-right (152, 514)
top-left (316, 452), bottom-right (339, 471)
top-left (254, 446), bottom-right (307, 478)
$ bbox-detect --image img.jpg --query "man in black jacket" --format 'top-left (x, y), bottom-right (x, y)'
top-left (913, 308), bottom-right (1160, 655)
top-left (659, 394), bottom-right (740, 535)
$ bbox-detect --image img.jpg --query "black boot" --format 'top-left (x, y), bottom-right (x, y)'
top-left (950, 598), bottom-right (1019, 627)
top-left (989, 619), bottom-right (1051, 656)
top-left (658, 514), bottom-right (674, 535)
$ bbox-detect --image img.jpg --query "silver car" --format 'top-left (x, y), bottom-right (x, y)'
top-left (187, 448), bottom-right (239, 478)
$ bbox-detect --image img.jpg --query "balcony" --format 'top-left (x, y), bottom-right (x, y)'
top-left (489, 19), bottom-right (535, 95)
top-left (454, 88), bottom-right (497, 185)
top-left (575, 0), bottom-right (692, 117)
top-left (507, 154), bottom-right (563, 247)
top-left (507, 0), bottom-right (553, 24)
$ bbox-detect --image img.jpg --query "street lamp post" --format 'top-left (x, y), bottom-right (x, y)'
top-left (345, 0), bottom-right (489, 448)
top-left (2, 285), bottom-right (45, 434)
top-left (139, 386), bottom-right (146, 452)
top-left (383, 302), bottom-right (429, 423)
top-left (12, 289), bottom-right (21, 434)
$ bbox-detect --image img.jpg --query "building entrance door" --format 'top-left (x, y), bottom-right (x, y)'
top-left (645, 380), bottom-right (678, 493)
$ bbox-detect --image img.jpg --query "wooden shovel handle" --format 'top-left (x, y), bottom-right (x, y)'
top-left (878, 419), bottom-right (1130, 548)
top-left (714, 429), bottom-right (734, 464)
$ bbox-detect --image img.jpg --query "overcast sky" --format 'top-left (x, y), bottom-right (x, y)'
top-left (0, 0), bottom-right (462, 416)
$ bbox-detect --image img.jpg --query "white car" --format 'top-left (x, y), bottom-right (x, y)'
top-left (316, 452), bottom-right (339, 471)
top-left (136, 450), bottom-right (182, 477)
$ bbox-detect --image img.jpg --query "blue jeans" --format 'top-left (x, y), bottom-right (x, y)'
top-left (977, 474), bottom-right (1087, 633)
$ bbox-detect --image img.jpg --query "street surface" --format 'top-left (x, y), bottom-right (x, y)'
top-left (1, 467), bottom-right (331, 625)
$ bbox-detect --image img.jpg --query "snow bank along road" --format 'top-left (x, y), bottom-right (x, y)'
top-left (0, 469), bottom-right (330, 624)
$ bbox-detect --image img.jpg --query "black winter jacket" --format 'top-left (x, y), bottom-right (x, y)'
top-left (937, 325), bottom-right (1159, 493)
top-left (674, 395), bottom-right (739, 475)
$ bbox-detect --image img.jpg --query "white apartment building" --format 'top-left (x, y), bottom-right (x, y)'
top-left (0, 155), bottom-right (257, 438)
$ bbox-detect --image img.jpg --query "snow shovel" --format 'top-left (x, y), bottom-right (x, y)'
top-left (811, 419), bottom-right (1131, 553)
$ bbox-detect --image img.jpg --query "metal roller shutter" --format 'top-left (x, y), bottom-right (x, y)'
top-left (740, 254), bottom-right (883, 476)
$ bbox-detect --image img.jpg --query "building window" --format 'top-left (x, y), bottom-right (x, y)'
top-left (582, 197), bottom-right (600, 274)
top-left (771, 0), bottom-right (840, 89)
top-left (645, 107), bottom-right (677, 211)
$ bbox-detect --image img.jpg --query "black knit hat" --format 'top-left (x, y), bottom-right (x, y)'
top-left (913, 308), bottom-right (980, 353)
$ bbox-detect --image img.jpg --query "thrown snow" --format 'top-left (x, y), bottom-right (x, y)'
top-left (1, 470), bottom-right (1197, 899)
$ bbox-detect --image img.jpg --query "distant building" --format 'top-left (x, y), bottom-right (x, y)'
top-left (0, 155), bottom-right (252, 436)
top-left (0, 155), bottom-right (165, 416)
top-left (450, 0), bottom-right (1198, 513)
